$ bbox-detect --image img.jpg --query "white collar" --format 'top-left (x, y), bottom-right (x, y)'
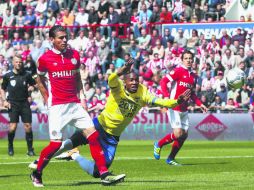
top-left (52, 48), bottom-right (66, 54)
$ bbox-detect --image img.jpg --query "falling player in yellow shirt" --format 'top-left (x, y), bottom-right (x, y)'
top-left (29, 57), bottom-right (191, 179)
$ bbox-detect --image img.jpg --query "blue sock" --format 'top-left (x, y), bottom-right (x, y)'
top-left (73, 154), bottom-right (95, 177)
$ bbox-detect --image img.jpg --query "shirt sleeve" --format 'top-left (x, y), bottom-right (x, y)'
top-left (166, 68), bottom-right (180, 82)
top-left (160, 76), bottom-right (170, 98)
top-left (191, 92), bottom-right (202, 106)
top-left (37, 55), bottom-right (47, 75)
top-left (142, 85), bottom-right (179, 108)
top-left (1, 74), bottom-right (8, 90)
top-left (108, 72), bottom-right (121, 90)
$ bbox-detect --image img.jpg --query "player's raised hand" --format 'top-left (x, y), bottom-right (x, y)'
top-left (125, 58), bottom-right (135, 68)
top-left (177, 89), bottom-right (191, 104)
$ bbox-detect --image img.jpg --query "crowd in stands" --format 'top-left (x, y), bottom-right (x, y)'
top-left (0, 0), bottom-right (253, 115)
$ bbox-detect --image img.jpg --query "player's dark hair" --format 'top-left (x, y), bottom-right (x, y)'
top-left (49, 25), bottom-right (66, 38)
top-left (181, 50), bottom-right (194, 60)
top-left (124, 69), bottom-right (139, 80)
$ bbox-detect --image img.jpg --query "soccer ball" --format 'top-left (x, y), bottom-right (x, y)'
top-left (226, 68), bottom-right (246, 90)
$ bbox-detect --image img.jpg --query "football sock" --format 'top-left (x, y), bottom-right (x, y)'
top-left (87, 131), bottom-right (108, 176)
top-left (70, 131), bottom-right (88, 147)
top-left (53, 139), bottom-right (73, 157)
top-left (72, 153), bottom-right (95, 177)
top-left (37, 141), bottom-right (62, 173)
top-left (25, 131), bottom-right (33, 151)
top-left (169, 139), bottom-right (185, 160)
top-left (8, 131), bottom-right (15, 147)
top-left (158, 133), bottom-right (177, 147)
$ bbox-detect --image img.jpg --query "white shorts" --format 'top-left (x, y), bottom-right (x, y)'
top-left (167, 109), bottom-right (189, 130)
top-left (48, 103), bottom-right (94, 139)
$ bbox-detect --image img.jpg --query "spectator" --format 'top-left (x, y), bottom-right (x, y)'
top-left (111, 53), bottom-right (125, 70)
top-left (128, 39), bottom-right (141, 63)
top-left (86, 0), bottom-right (100, 11)
top-left (94, 86), bottom-right (106, 102)
top-left (30, 40), bottom-right (44, 62)
top-left (35, 0), bottom-right (47, 14)
top-left (34, 12), bottom-right (47, 39)
top-left (86, 39), bottom-right (98, 56)
top-left (172, 0), bottom-right (183, 22)
top-left (83, 82), bottom-right (95, 102)
top-left (236, 84), bottom-right (251, 108)
top-left (160, 6), bottom-right (173, 23)
top-left (221, 38), bottom-right (235, 54)
top-left (161, 28), bottom-right (174, 47)
top-left (201, 83), bottom-right (216, 106)
top-left (85, 50), bottom-right (100, 82)
top-left (12, 0), bottom-right (26, 15)
top-left (137, 28), bottom-right (151, 58)
top-left (119, 5), bottom-right (131, 36)
top-left (152, 39), bottom-right (165, 59)
top-left (235, 47), bottom-right (246, 67)
top-left (106, 63), bottom-right (115, 75)
top-left (219, 29), bottom-right (231, 48)
top-left (98, 0), bottom-right (110, 19)
top-left (174, 28), bottom-right (187, 48)
top-left (98, 40), bottom-right (109, 74)
top-left (107, 5), bottom-right (119, 36)
top-left (186, 29), bottom-right (199, 50)
top-left (244, 49), bottom-right (254, 68)
top-left (213, 71), bottom-right (226, 92)
top-left (134, 4), bottom-right (152, 38)
top-left (109, 30), bottom-right (122, 57)
top-left (209, 95), bottom-right (226, 113)
top-left (217, 83), bottom-right (228, 103)
top-left (1, 7), bottom-right (15, 38)
top-left (99, 12), bottom-right (108, 36)
top-left (95, 73), bottom-right (108, 91)
top-left (75, 7), bottom-right (89, 30)
top-left (225, 98), bottom-right (239, 111)
top-left (62, 8), bottom-right (75, 27)
top-left (201, 70), bottom-right (215, 91)
top-left (232, 27), bottom-right (246, 46)
top-left (221, 49), bottom-right (236, 75)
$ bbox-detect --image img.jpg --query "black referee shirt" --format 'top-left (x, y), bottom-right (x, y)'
top-left (1, 70), bottom-right (36, 102)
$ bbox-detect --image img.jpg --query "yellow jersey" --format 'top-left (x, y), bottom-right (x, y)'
top-left (98, 73), bottom-right (179, 136)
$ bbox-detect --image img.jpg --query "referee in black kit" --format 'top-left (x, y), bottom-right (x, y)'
top-left (1, 54), bottom-right (36, 156)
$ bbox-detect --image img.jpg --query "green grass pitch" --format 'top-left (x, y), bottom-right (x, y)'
top-left (0, 140), bottom-right (254, 190)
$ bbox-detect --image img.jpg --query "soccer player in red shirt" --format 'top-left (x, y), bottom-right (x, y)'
top-left (154, 50), bottom-right (208, 165)
top-left (30, 26), bottom-right (125, 187)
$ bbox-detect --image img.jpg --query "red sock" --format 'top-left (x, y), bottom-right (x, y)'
top-left (169, 139), bottom-right (185, 160)
top-left (158, 133), bottom-right (176, 147)
top-left (87, 131), bottom-right (108, 175)
top-left (37, 141), bottom-right (62, 173)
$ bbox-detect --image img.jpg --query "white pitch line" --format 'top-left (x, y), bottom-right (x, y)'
top-left (0, 155), bottom-right (254, 165)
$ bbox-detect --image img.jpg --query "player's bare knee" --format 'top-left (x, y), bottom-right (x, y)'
top-left (173, 129), bottom-right (184, 139)
top-left (82, 126), bottom-right (96, 138)
top-left (9, 123), bottom-right (17, 132)
top-left (24, 123), bottom-right (32, 132)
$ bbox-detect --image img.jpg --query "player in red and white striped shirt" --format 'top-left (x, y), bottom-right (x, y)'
top-left (154, 50), bottom-right (208, 165)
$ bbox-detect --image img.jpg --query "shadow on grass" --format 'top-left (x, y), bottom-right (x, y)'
top-left (47, 181), bottom-right (101, 187)
top-left (182, 162), bottom-right (229, 166)
top-left (0, 174), bottom-right (27, 178)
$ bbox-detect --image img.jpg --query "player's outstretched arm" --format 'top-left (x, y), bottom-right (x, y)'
top-left (148, 89), bottom-right (191, 108)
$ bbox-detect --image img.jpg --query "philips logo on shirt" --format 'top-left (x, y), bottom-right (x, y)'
top-left (179, 81), bottom-right (192, 88)
top-left (52, 70), bottom-right (77, 78)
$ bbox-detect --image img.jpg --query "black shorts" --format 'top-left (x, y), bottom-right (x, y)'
top-left (8, 101), bottom-right (32, 123)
